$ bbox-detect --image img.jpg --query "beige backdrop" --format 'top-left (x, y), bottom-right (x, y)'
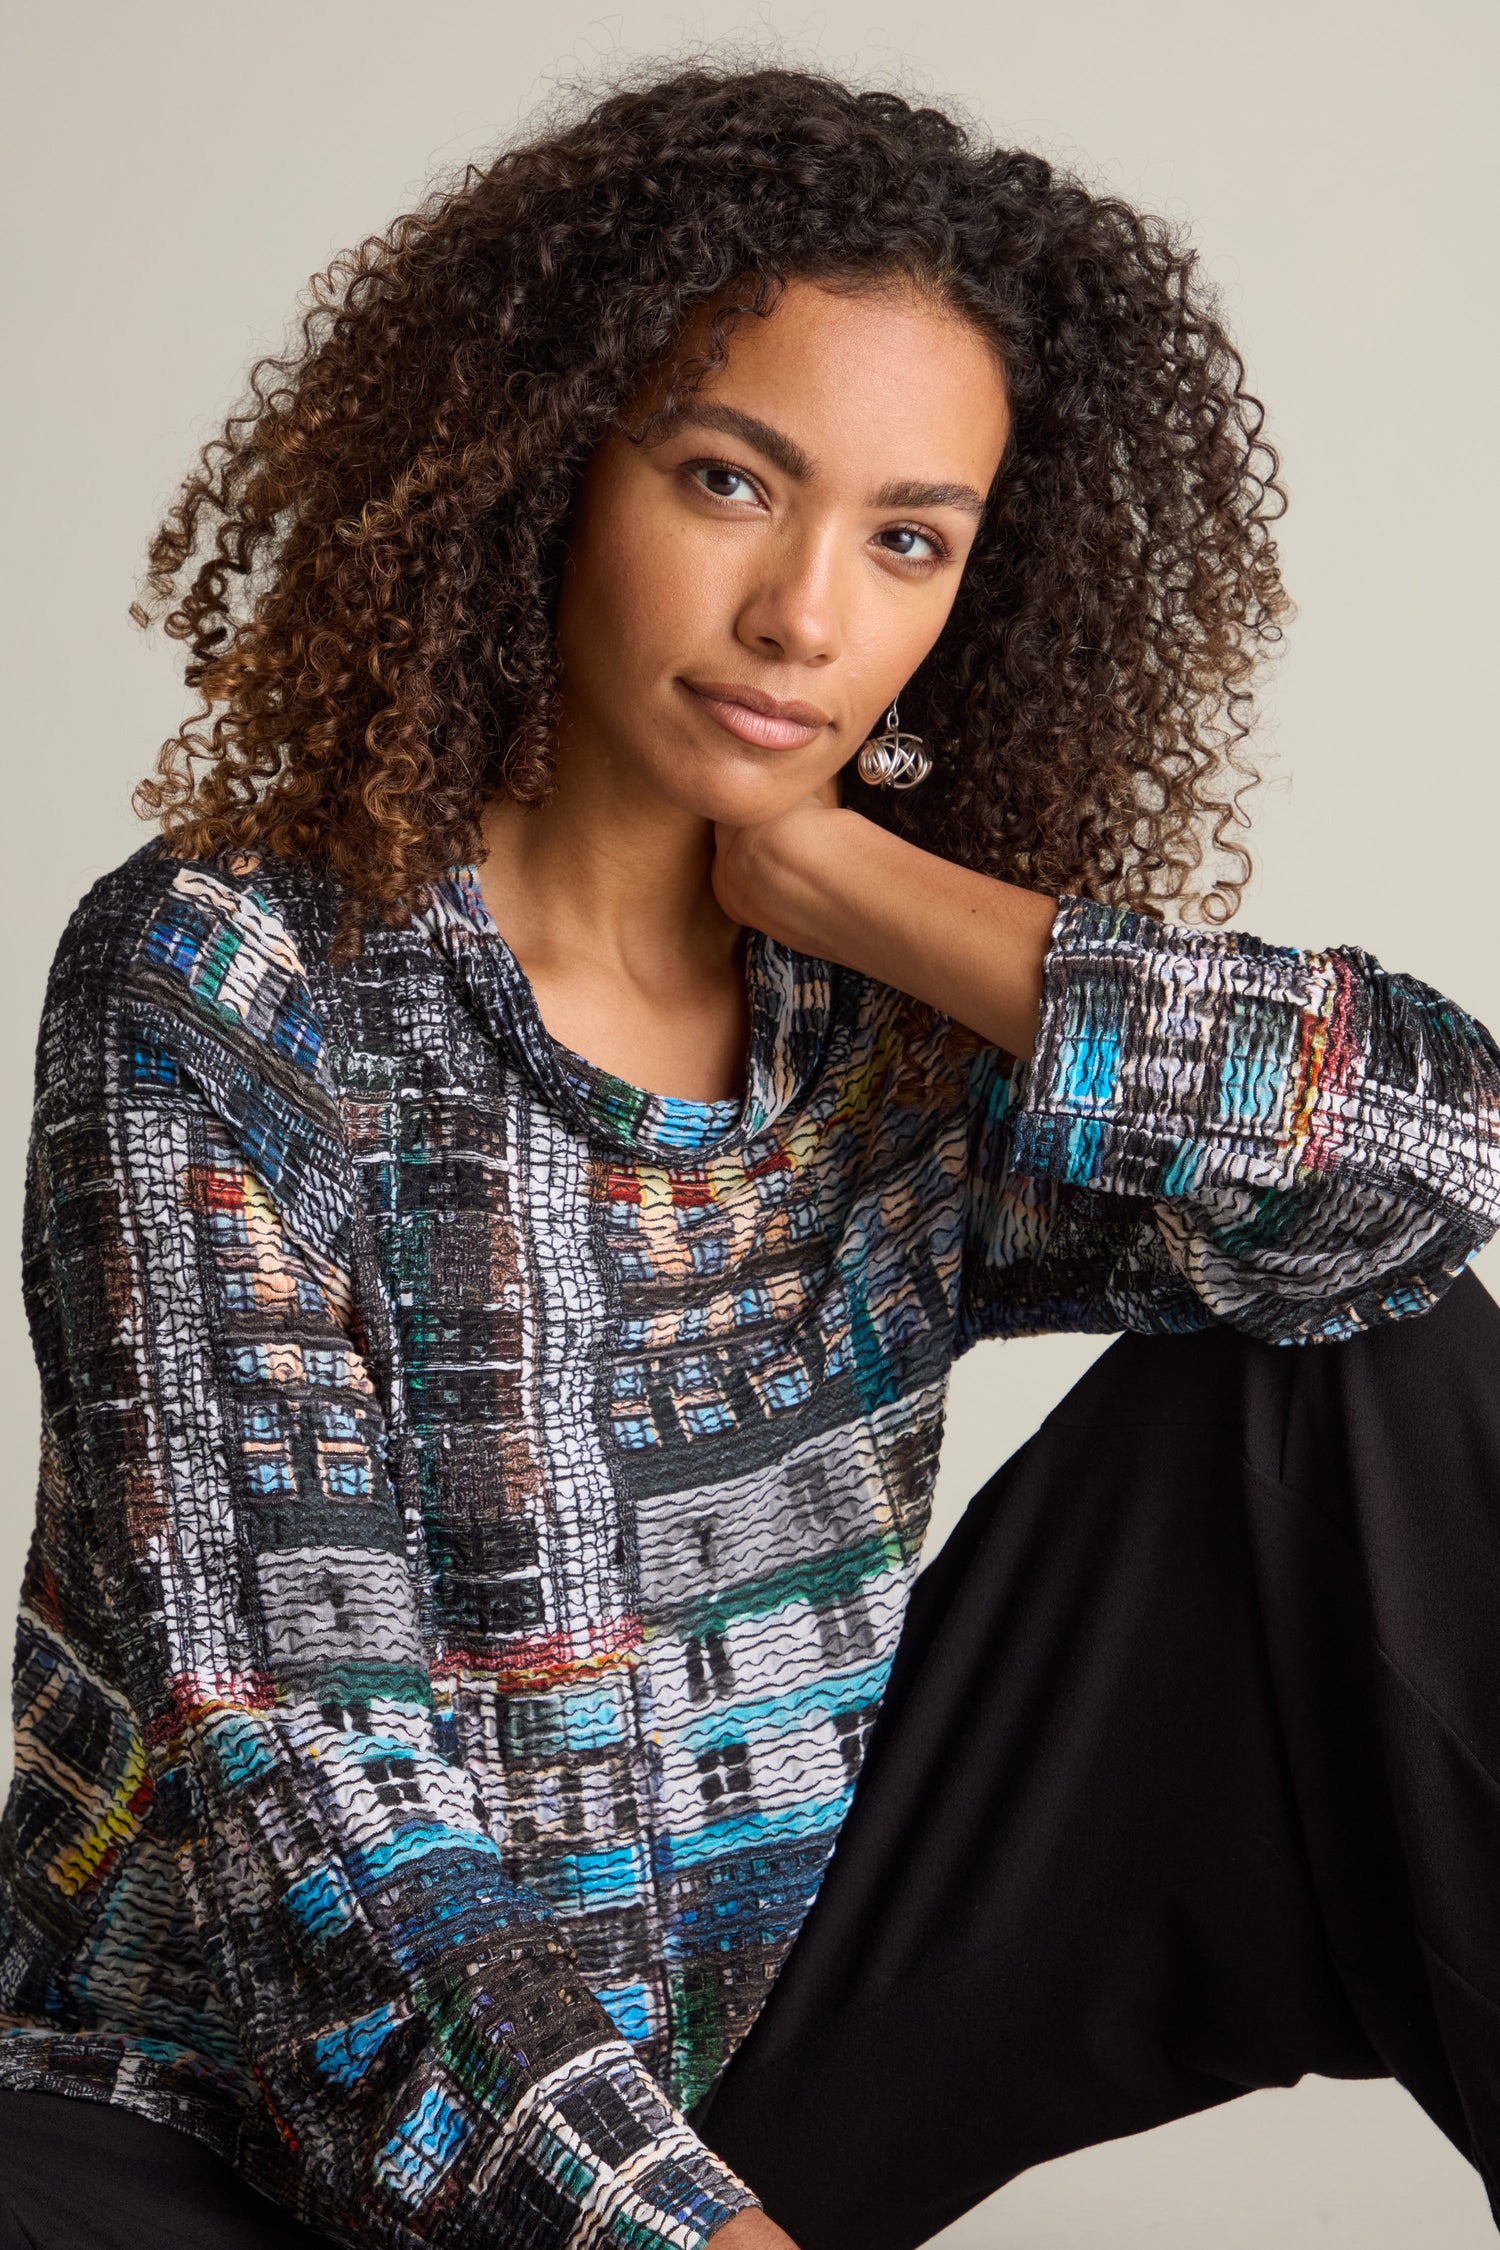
top-left (3, 1), bottom-right (1497, 2241)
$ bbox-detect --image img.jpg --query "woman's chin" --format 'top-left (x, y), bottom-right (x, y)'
top-left (670, 762), bottom-right (833, 833)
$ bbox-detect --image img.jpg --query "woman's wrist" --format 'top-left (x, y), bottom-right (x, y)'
top-left (729, 803), bottom-right (889, 962)
top-left (709, 2204), bottom-right (801, 2250)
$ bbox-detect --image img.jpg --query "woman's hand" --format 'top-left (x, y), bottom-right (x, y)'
top-left (710, 777), bottom-right (847, 954)
top-left (711, 2205), bottom-right (804, 2250)
top-left (711, 781), bottom-right (1057, 1060)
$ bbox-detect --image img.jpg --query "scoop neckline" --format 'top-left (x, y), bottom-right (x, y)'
top-left (550, 1034), bottom-right (746, 1156)
top-left (420, 860), bottom-right (834, 1163)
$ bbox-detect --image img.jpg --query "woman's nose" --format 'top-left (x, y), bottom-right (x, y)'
top-left (733, 533), bottom-right (844, 668)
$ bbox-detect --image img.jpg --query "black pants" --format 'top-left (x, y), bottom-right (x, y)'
top-left (5, 1274), bottom-right (1500, 2246)
top-left (0, 2089), bottom-right (328, 2248)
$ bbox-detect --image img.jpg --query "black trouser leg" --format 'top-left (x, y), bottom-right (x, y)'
top-left (0, 2089), bottom-right (331, 2248)
top-left (692, 1269), bottom-right (1500, 2249)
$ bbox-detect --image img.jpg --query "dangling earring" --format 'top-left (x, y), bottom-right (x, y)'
top-left (855, 699), bottom-right (931, 790)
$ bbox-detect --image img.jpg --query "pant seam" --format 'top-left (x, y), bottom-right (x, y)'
top-left (0, 2196), bottom-right (41, 2250)
top-left (1372, 1638), bottom-right (1500, 1796)
top-left (1416, 1929), bottom-right (1500, 2020)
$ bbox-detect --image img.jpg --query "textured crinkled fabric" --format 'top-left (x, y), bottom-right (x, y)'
top-left (1, 838), bottom-right (1496, 2247)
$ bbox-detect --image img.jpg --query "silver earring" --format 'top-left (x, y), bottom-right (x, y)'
top-left (855, 699), bottom-right (931, 790)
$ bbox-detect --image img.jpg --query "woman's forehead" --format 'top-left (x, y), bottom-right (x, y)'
top-left (642, 278), bottom-right (1011, 491)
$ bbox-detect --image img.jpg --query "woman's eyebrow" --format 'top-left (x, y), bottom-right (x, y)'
top-left (658, 402), bottom-right (988, 519)
top-left (655, 402), bottom-right (815, 480)
top-left (872, 476), bottom-right (987, 521)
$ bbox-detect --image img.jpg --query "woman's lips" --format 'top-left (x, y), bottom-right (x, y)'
top-left (681, 678), bottom-right (830, 752)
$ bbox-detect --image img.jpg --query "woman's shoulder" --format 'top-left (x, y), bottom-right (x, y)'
top-left (35, 837), bottom-right (346, 1107)
top-left (56, 835), bottom-right (340, 957)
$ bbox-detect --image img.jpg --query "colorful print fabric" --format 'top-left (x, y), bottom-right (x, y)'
top-left (1, 840), bottom-right (1496, 2249)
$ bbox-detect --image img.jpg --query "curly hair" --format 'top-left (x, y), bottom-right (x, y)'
top-left (133, 62), bottom-right (1289, 950)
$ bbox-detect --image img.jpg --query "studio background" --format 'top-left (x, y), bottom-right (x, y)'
top-left (3, 1), bottom-right (1496, 2240)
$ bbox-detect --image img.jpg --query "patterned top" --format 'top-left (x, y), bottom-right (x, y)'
top-left (2, 837), bottom-right (1498, 2250)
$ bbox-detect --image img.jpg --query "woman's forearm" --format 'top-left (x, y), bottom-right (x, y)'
top-left (715, 804), bottom-right (1059, 1059)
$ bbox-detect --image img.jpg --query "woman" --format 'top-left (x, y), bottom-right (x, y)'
top-left (1, 60), bottom-right (1498, 2250)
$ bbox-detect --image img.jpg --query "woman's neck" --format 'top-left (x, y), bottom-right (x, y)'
top-left (475, 763), bottom-right (752, 1104)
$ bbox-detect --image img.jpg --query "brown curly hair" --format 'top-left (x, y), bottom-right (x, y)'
top-left (133, 62), bottom-right (1289, 948)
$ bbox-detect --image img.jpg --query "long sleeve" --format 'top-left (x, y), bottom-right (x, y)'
top-left (18, 857), bottom-right (755, 2248)
top-left (959, 894), bottom-right (1500, 1350)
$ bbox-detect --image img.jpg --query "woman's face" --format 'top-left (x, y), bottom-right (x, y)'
top-left (553, 275), bottom-right (1012, 828)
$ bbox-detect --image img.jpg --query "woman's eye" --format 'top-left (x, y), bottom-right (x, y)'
top-left (877, 524), bottom-right (945, 564)
top-left (692, 462), bottom-right (760, 503)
